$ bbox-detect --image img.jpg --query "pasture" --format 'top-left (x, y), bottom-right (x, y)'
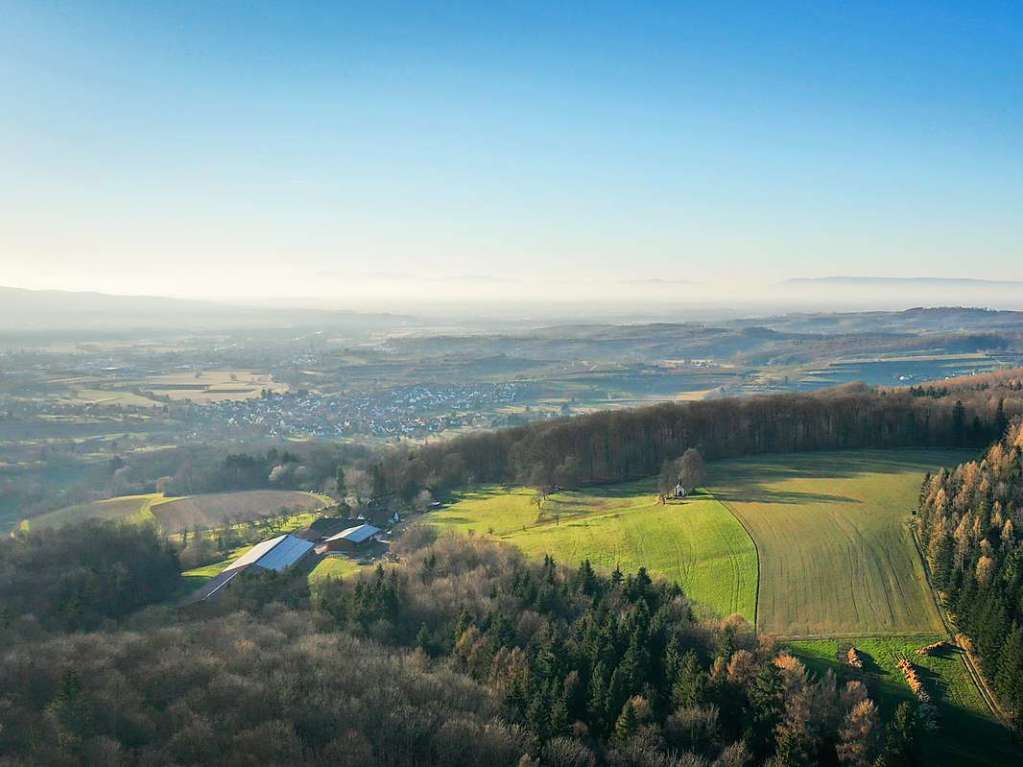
top-left (431, 482), bottom-right (758, 622)
top-left (788, 635), bottom-right (1017, 767)
top-left (706, 449), bottom-right (973, 637)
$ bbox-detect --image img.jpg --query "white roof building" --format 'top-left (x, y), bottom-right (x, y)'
top-left (325, 523), bottom-right (382, 545)
top-left (224, 533), bottom-right (314, 573)
top-left (191, 533), bottom-right (314, 602)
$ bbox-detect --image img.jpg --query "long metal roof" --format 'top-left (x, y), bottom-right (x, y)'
top-left (325, 523), bottom-right (381, 544)
top-left (224, 534), bottom-right (314, 573)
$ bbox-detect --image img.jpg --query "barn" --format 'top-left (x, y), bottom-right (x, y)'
top-left (191, 533), bottom-right (314, 602)
top-left (323, 523), bottom-right (382, 553)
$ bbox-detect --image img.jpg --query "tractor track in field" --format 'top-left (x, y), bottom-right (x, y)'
top-left (715, 494), bottom-right (761, 634)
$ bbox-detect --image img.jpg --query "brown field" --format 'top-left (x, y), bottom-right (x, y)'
top-left (151, 490), bottom-right (329, 533)
top-left (138, 370), bottom-right (288, 402)
top-left (53, 370), bottom-right (288, 407)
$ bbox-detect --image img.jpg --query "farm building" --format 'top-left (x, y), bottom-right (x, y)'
top-left (190, 533), bottom-right (314, 602)
top-left (223, 533), bottom-right (315, 574)
top-left (323, 523), bottom-right (382, 553)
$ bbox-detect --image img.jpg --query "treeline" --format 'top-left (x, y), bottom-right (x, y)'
top-left (0, 521), bottom-right (180, 632)
top-left (375, 383), bottom-right (1016, 503)
top-left (0, 531), bottom-right (928, 766)
top-left (918, 417), bottom-right (1023, 726)
top-left (17, 441), bottom-right (374, 526)
top-left (144, 442), bottom-right (370, 496)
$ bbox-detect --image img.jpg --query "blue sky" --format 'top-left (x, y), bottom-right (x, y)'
top-left (1, 1), bottom-right (1021, 305)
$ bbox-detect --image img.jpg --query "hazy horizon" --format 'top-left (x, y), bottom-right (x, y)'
top-left (3, 1), bottom-right (1021, 307)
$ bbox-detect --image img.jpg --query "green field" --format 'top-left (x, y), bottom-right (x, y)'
top-left (432, 481), bottom-right (758, 622)
top-left (707, 449), bottom-right (973, 637)
top-left (308, 555), bottom-right (366, 582)
top-left (20, 493), bottom-right (162, 531)
top-left (787, 636), bottom-right (1017, 767)
top-left (22, 490), bottom-right (330, 534)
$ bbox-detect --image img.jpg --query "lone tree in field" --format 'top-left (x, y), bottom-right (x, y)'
top-left (658, 447), bottom-right (706, 498)
top-left (678, 448), bottom-right (705, 493)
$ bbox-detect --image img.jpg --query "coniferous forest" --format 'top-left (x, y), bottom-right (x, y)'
top-left (918, 417), bottom-right (1023, 727)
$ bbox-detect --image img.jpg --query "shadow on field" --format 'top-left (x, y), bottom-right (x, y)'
top-left (706, 449), bottom-right (976, 503)
top-left (852, 649), bottom-right (884, 676)
top-left (710, 449), bottom-right (974, 483)
top-left (712, 489), bottom-right (862, 505)
top-left (793, 644), bottom-right (1021, 766)
top-left (431, 515), bottom-right (477, 526)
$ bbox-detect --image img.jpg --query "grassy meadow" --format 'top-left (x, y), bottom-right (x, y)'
top-left (707, 449), bottom-right (974, 637)
top-left (431, 481), bottom-right (758, 622)
top-left (308, 555), bottom-right (367, 583)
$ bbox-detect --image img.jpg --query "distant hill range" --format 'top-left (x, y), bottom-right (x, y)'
top-left (784, 276), bottom-right (1023, 289)
top-left (731, 306), bottom-right (1023, 335)
top-left (777, 276), bottom-right (1023, 316)
top-left (0, 285), bottom-right (415, 334)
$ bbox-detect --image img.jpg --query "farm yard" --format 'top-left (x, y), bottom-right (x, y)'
top-left (20, 489), bottom-right (330, 534)
top-left (706, 449), bottom-right (973, 637)
top-left (430, 481), bottom-right (758, 621)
